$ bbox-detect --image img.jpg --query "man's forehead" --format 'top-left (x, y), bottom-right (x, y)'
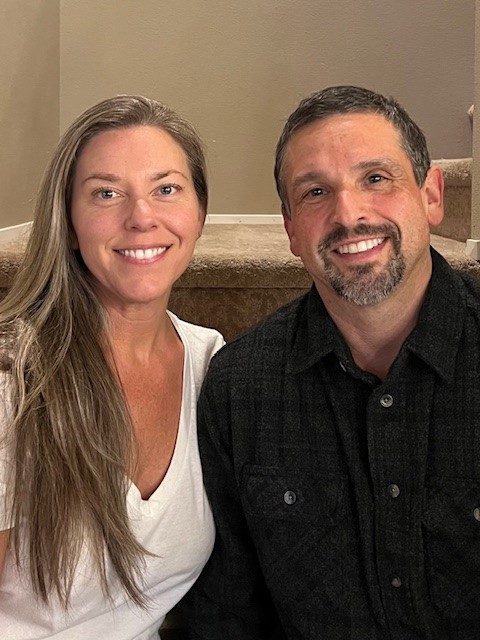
top-left (290, 111), bottom-right (398, 144)
top-left (283, 113), bottom-right (407, 174)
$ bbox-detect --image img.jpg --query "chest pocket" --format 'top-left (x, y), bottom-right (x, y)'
top-left (240, 466), bottom-right (347, 586)
top-left (423, 478), bottom-right (480, 621)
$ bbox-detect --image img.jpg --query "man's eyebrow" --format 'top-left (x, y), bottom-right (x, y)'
top-left (291, 171), bottom-right (325, 191)
top-left (355, 158), bottom-right (404, 173)
top-left (81, 169), bottom-right (189, 185)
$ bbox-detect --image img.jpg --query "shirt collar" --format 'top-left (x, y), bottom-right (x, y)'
top-left (286, 248), bottom-right (466, 383)
top-left (286, 285), bottom-right (344, 374)
top-left (403, 247), bottom-right (466, 383)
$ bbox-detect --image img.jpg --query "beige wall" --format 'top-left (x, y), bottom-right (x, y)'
top-left (0, 0), bottom-right (59, 227)
top-left (1, 0), bottom-right (474, 225)
top-left (472, 0), bottom-right (480, 238)
top-left (59, 0), bottom-right (474, 216)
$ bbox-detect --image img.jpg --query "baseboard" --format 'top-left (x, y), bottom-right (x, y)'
top-left (0, 222), bottom-right (32, 244)
top-left (206, 214), bottom-right (282, 224)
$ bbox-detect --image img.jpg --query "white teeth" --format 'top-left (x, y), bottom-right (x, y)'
top-left (118, 247), bottom-right (167, 259)
top-left (337, 237), bottom-right (384, 255)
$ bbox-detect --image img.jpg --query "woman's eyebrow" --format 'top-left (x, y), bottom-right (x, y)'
top-left (82, 172), bottom-right (120, 185)
top-left (82, 169), bottom-right (189, 185)
top-left (150, 170), bottom-right (189, 181)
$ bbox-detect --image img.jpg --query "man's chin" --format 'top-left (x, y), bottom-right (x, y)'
top-left (328, 268), bottom-right (404, 306)
top-left (321, 249), bottom-right (406, 305)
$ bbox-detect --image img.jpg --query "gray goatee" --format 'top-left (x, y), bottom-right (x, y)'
top-left (318, 223), bottom-right (406, 306)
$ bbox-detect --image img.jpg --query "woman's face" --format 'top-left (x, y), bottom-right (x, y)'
top-left (70, 125), bottom-right (204, 314)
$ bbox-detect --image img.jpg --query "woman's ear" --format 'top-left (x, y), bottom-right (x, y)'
top-left (197, 208), bottom-right (206, 238)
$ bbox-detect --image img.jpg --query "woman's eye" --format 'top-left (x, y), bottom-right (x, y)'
top-left (95, 189), bottom-right (118, 200)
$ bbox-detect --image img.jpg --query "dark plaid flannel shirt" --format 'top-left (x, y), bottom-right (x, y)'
top-left (181, 249), bottom-right (480, 640)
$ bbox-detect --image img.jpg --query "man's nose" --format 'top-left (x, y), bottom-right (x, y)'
top-left (332, 189), bottom-right (367, 228)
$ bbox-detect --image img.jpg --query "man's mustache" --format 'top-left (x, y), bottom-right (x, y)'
top-left (318, 223), bottom-right (400, 253)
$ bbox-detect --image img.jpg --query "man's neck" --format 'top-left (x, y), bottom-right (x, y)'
top-left (317, 266), bottom-right (432, 380)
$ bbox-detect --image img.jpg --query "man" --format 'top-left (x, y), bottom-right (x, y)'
top-left (182, 86), bottom-right (480, 639)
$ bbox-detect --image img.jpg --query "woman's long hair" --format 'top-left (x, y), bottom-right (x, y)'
top-left (0, 95), bottom-right (208, 607)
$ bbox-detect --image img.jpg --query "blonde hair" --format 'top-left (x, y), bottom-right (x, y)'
top-left (0, 95), bottom-right (208, 607)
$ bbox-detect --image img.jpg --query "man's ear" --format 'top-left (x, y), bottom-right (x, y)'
top-left (423, 166), bottom-right (444, 228)
top-left (282, 204), bottom-right (300, 257)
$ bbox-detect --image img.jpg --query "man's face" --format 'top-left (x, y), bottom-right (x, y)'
top-left (282, 113), bottom-right (443, 306)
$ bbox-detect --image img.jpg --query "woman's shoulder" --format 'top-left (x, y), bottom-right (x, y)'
top-left (168, 313), bottom-right (225, 396)
top-left (168, 312), bottom-right (225, 355)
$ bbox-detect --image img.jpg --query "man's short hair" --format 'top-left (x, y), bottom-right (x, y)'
top-left (274, 85), bottom-right (431, 217)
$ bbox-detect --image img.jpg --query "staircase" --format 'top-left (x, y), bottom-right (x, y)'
top-left (0, 159), bottom-right (476, 341)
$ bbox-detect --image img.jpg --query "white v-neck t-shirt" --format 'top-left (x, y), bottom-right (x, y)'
top-left (0, 313), bottom-right (224, 639)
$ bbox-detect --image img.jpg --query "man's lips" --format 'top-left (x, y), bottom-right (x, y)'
top-left (334, 237), bottom-right (386, 255)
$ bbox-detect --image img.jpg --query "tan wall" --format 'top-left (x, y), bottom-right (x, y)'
top-left (0, 0), bottom-right (59, 227)
top-left (1, 0), bottom-right (474, 226)
top-left (472, 0), bottom-right (480, 238)
top-left (60, 0), bottom-right (474, 217)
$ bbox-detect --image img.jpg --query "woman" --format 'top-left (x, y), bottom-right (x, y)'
top-left (0, 95), bottom-right (224, 638)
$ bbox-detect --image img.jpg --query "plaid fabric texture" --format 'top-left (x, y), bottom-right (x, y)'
top-left (181, 249), bottom-right (480, 640)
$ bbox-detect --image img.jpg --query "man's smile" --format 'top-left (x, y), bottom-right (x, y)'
top-left (335, 237), bottom-right (386, 255)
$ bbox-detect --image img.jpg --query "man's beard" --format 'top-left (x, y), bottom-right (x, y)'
top-left (318, 223), bottom-right (406, 306)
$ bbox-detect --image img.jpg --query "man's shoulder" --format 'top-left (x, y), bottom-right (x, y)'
top-left (432, 250), bottom-right (480, 314)
top-left (223, 291), bottom-right (307, 350)
top-left (452, 268), bottom-right (480, 312)
top-left (209, 292), bottom-right (309, 373)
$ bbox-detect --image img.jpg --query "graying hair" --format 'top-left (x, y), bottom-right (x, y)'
top-left (274, 85), bottom-right (431, 217)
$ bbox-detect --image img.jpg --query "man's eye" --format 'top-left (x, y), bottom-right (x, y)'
top-left (308, 187), bottom-right (325, 197)
top-left (159, 184), bottom-right (178, 195)
top-left (368, 175), bottom-right (385, 184)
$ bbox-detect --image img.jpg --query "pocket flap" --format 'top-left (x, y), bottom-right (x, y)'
top-left (241, 465), bottom-right (346, 525)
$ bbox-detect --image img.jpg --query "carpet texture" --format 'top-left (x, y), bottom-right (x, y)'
top-left (0, 159), bottom-right (477, 341)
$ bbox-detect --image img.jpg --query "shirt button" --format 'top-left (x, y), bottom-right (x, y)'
top-left (391, 576), bottom-right (402, 588)
top-left (388, 484), bottom-right (400, 498)
top-left (474, 507), bottom-right (480, 521)
top-left (283, 490), bottom-right (297, 505)
top-left (380, 394), bottom-right (394, 408)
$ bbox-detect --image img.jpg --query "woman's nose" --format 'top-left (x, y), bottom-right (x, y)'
top-left (125, 199), bottom-right (158, 231)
